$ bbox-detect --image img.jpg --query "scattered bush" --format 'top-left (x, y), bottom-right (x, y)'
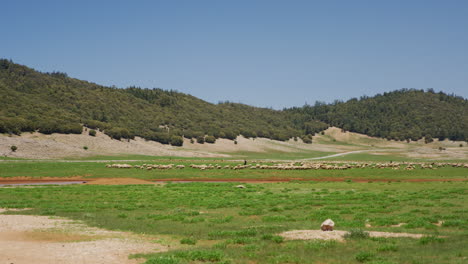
top-left (170, 135), bottom-right (184, 146)
top-left (196, 136), bottom-right (205, 144)
top-left (105, 127), bottom-right (134, 140)
top-left (234, 140), bottom-right (238, 145)
top-left (180, 237), bottom-right (197, 245)
top-left (221, 130), bottom-right (237, 140)
top-left (88, 129), bottom-right (96, 136)
top-left (344, 229), bottom-right (369, 240)
top-left (301, 135), bottom-right (312, 144)
top-left (10, 145), bottom-right (17, 152)
top-left (38, 122), bottom-right (82, 135)
top-left (143, 132), bottom-right (170, 144)
top-left (424, 135), bottom-right (433, 144)
top-left (83, 146), bottom-right (88, 150)
top-left (205, 135), bottom-right (216, 144)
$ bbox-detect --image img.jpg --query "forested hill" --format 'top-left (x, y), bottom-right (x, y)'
top-left (287, 89), bottom-right (468, 142)
top-left (1, 59), bottom-right (467, 145)
top-left (0, 59), bottom-right (326, 145)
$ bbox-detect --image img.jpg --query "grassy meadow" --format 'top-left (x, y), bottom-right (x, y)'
top-left (0, 159), bottom-right (467, 181)
top-left (0, 153), bottom-right (467, 263)
top-left (0, 181), bottom-right (467, 263)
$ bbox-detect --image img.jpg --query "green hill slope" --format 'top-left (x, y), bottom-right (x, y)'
top-left (287, 89), bottom-right (468, 141)
top-left (0, 59), bottom-right (325, 145)
top-left (1, 59), bottom-right (466, 145)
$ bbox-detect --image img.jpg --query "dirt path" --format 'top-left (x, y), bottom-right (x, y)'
top-left (0, 209), bottom-right (166, 264)
top-left (0, 177), bottom-right (466, 186)
top-left (280, 229), bottom-right (426, 242)
top-left (302, 150), bottom-right (371, 160)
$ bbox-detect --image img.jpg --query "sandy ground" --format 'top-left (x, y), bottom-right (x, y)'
top-left (0, 209), bottom-right (166, 264)
top-left (0, 130), bottom-right (227, 159)
top-left (280, 229), bottom-right (425, 242)
top-left (0, 127), bottom-right (466, 160)
top-left (0, 129), bottom-right (356, 159)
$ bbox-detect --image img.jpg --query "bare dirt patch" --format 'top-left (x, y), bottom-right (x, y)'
top-left (2, 126), bottom-right (466, 160)
top-left (280, 229), bottom-right (425, 242)
top-left (0, 130), bottom-right (228, 159)
top-left (0, 212), bottom-right (166, 264)
top-left (85, 177), bottom-right (161, 185)
top-left (1, 177), bottom-right (467, 186)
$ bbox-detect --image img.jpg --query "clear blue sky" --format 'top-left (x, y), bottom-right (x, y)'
top-left (2, 0), bottom-right (467, 109)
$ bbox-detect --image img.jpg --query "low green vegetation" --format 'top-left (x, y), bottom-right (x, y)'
top-left (0, 181), bottom-right (466, 263)
top-left (0, 160), bottom-right (467, 180)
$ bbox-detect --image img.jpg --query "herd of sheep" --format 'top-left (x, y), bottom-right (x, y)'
top-left (106, 162), bottom-right (468, 171)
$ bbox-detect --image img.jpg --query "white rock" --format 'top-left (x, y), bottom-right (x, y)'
top-left (321, 219), bottom-right (335, 227)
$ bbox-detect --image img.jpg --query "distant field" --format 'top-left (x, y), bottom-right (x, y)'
top-left (1, 181), bottom-right (466, 264)
top-left (0, 159), bottom-right (467, 181)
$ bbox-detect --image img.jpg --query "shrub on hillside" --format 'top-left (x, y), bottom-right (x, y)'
top-left (424, 135), bottom-right (433, 144)
top-left (83, 120), bottom-right (110, 131)
top-left (105, 127), bottom-right (134, 140)
top-left (205, 135), bottom-right (216, 144)
top-left (301, 134), bottom-right (313, 144)
top-left (142, 132), bottom-right (171, 144)
top-left (38, 122), bottom-right (82, 135)
top-left (196, 136), bottom-right (205, 144)
top-left (170, 135), bottom-right (184, 146)
top-left (88, 129), bottom-right (96, 136)
top-left (221, 130), bottom-right (237, 140)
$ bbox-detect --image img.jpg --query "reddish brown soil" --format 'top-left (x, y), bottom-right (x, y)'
top-left (0, 177), bottom-right (466, 185)
top-left (85, 178), bottom-right (160, 185)
top-left (156, 177), bottom-right (467, 183)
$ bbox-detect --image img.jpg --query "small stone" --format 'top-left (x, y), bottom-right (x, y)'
top-left (235, 185), bottom-right (246, 189)
top-left (321, 219), bottom-right (335, 231)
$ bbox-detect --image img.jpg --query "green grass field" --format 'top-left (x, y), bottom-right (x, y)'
top-left (1, 181), bottom-right (467, 263)
top-left (0, 154), bottom-right (467, 263)
top-left (0, 160), bottom-right (467, 180)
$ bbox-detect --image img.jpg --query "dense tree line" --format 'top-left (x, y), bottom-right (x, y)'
top-left (286, 89), bottom-right (468, 142)
top-left (1, 59), bottom-right (466, 145)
